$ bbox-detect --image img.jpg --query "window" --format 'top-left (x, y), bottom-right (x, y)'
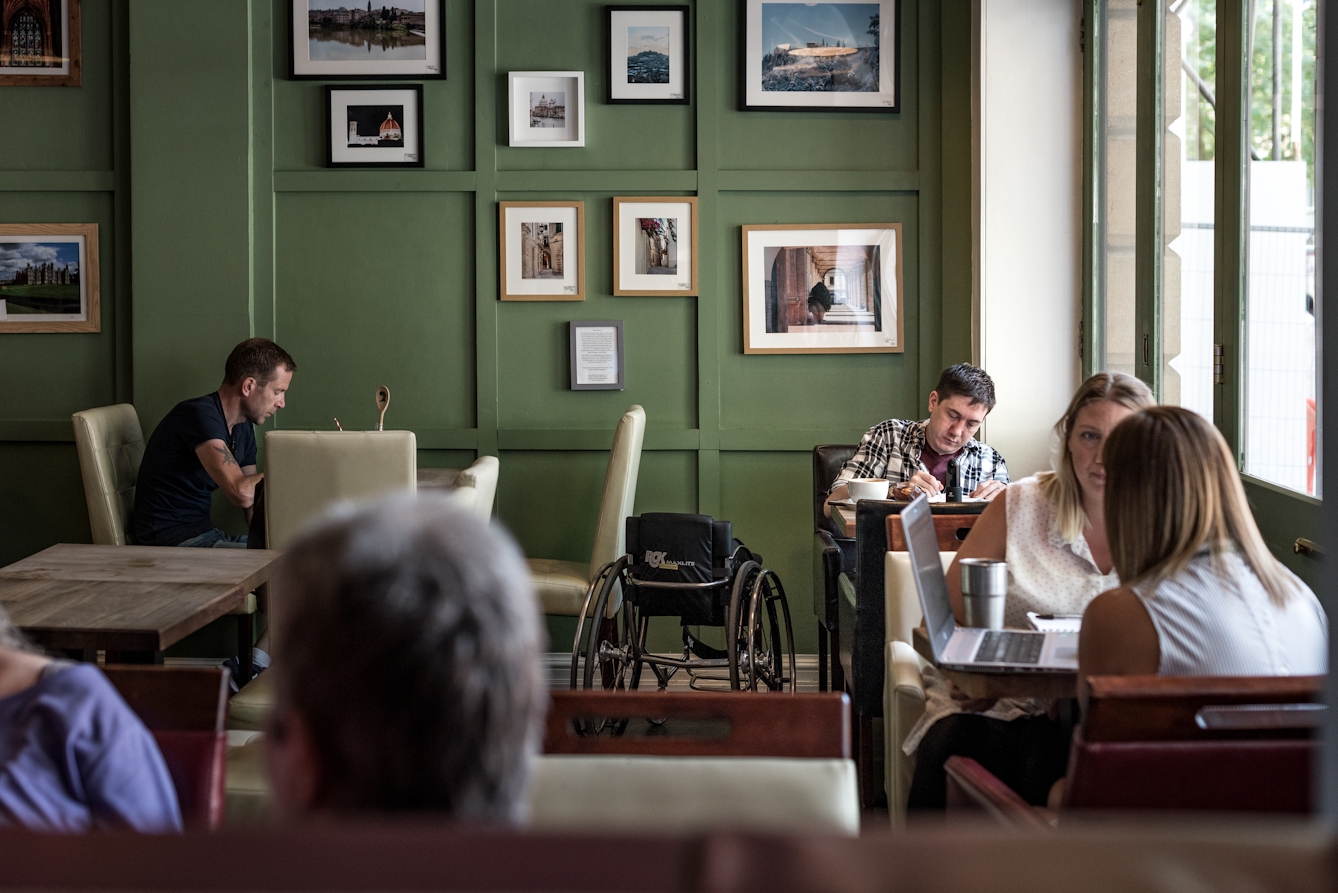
top-left (1102, 0), bottom-right (1138, 377)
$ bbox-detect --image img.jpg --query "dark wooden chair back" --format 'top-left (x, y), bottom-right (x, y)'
top-left (544, 691), bottom-right (850, 758)
top-left (886, 509), bottom-right (981, 552)
top-left (1064, 675), bottom-right (1325, 814)
top-left (102, 665), bottom-right (229, 830)
top-left (812, 445), bottom-right (857, 537)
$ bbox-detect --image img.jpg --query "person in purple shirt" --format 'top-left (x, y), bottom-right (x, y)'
top-left (0, 615), bottom-right (181, 833)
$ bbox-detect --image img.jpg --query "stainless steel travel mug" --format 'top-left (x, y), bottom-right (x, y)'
top-left (960, 558), bottom-right (1007, 629)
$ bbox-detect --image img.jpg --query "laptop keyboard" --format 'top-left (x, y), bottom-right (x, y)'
top-left (974, 631), bottom-right (1044, 664)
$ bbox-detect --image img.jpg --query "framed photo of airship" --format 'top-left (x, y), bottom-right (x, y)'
top-left (325, 85), bottom-right (424, 167)
top-left (741, 0), bottom-right (899, 111)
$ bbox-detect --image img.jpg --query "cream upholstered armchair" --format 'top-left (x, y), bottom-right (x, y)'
top-left (883, 549), bottom-right (953, 824)
top-left (526, 405), bottom-right (645, 619)
top-left (444, 455), bottom-right (500, 522)
top-left (71, 404), bottom-right (258, 648)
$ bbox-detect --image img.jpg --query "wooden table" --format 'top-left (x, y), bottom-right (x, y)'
top-left (912, 626), bottom-right (1077, 700)
top-left (0, 544), bottom-right (283, 656)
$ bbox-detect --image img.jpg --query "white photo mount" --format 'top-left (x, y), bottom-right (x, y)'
top-left (613, 196), bottom-right (698, 295)
top-left (290, 0), bottom-right (445, 80)
top-left (607, 5), bottom-right (689, 104)
top-left (499, 201), bottom-right (585, 301)
top-left (509, 71), bottom-right (585, 147)
top-left (326, 85), bottom-right (424, 168)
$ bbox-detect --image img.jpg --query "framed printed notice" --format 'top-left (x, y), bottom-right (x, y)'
top-left (570, 320), bottom-right (624, 390)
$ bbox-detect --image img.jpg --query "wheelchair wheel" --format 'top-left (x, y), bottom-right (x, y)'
top-left (742, 569), bottom-right (797, 692)
top-left (583, 564), bottom-right (645, 693)
top-left (570, 557), bottom-right (623, 689)
top-left (725, 560), bottom-right (762, 690)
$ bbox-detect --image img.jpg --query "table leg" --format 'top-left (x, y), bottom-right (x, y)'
top-left (237, 612), bottom-right (254, 684)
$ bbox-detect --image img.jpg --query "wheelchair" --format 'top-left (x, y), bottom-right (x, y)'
top-left (570, 512), bottom-right (797, 693)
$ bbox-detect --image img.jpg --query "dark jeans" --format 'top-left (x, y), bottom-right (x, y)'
top-left (176, 529), bottom-right (248, 548)
top-left (908, 712), bottom-right (1072, 810)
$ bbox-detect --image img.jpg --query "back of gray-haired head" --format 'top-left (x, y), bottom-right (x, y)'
top-left (272, 493), bottom-right (546, 822)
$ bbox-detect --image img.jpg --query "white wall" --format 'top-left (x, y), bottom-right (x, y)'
top-left (974, 0), bottom-right (1083, 478)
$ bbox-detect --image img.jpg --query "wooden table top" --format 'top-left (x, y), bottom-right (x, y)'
top-left (0, 544), bottom-right (283, 653)
top-left (912, 626), bottom-right (1077, 701)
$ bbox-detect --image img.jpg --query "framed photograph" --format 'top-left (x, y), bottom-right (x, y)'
top-left (606, 5), bottom-right (688, 104)
top-left (613, 196), bottom-right (697, 296)
top-left (741, 0), bottom-right (898, 112)
top-left (326, 85), bottom-right (423, 168)
top-left (0, 0), bottom-right (80, 86)
top-left (508, 71), bottom-right (585, 147)
top-left (0, 224), bottom-right (98, 333)
top-left (291, 0), bottom-right (444, 80)
top-left (741, 223), bottom-right (901, 354)
top-left (499, 202), bottom-right (585, 301)
top-left (570, 320), bottom-right (625, 390)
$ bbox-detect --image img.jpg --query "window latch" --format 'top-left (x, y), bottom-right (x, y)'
top-left (1213, 343), bottom-right (1224, 384)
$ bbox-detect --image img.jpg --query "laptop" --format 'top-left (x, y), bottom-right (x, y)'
top-left (902, 495), bottom-right (1078, 673)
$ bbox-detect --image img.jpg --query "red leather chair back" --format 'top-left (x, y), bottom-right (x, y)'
top-left (151, 730), bottom-right (229, 830)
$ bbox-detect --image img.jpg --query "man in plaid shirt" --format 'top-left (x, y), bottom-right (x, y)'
top-left (826, 364), bottom-right (1010, 515)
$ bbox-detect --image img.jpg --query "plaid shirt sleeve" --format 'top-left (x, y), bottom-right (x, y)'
top-left (956, 442), bottom-right (1010, 494)
top-left (829, 419), bottom-right (921, 494)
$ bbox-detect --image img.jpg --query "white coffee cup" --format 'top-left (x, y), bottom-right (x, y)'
top-left (847, 478), bottom-right (890, 501)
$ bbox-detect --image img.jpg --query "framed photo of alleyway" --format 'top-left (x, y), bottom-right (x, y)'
top-left (741, 223), bottom-right (901, 355)
top-left (606, 5), bottom-right (689, 104)
top-left (741, 0), bottom-right (898, 111)
top-left (508, 71), bottom-right (585, 147)
top-left (499, 201), bottom-right (585, 301)
top-left (290, 0), bottom-right (444, 80)
top-left (0, 223), bottom-right (99, 333)
top-left (613, 197), bottom-right (697, 296)
top-left (0, 0), bottom-right (81, 86)
top-left (325, 85), bottom-right (424, 167)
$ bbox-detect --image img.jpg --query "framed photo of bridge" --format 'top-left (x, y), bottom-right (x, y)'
top-left (0, 0), bottom-right (81, 86)
top-left (740, 0), bottom-right (898, 111)
top-left (741, 223), bottom-right (901, 354)
top-left (291, 0), bottom-right (444, 80)
top-left (0, 223), bottom-right (99, 333)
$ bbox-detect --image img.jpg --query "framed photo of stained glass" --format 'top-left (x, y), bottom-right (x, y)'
top-left (741, 223), bottom-right (901, 354)
top-left (741, 0), bottom-right (898, 111)
top-left (291, 0), bottom-right (444, 80)
top-left (0, 223), bottom-right (99, 333)
top-left (0, 0), bottom-right (81, 87)
top-left (606, 5), bottom-right (688, 104)
top-left (613, 197), bottom-right (697, 296)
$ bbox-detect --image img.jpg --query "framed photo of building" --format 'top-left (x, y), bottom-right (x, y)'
top-left (499, 202), bottom-right (585, 301)
top-left (508, 71), bottom-right (585, 147)
top-left (606, 5), bottom-right (688, 104)
top-left (0, 223), bottom-right (98, 333)
top-left (741, 0), bottom-right (898, 111)
top-left (326, 85), bottom-right (424, 167)
top-left (570, 320), bottom-right (625, 390)
top-left (0, 0), bottom-right (80, 86)
top-left (741, 223), bottom-right (901, 354)
top-left (613, 196), bottom-right (697, 296)
top-left (291, 0), bottom-right (444, 80)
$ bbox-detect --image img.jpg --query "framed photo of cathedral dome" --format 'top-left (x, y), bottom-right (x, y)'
top-left (325, 85), bottom-right (424, 168)
top-left (0, 0), bottom-right (80, 87)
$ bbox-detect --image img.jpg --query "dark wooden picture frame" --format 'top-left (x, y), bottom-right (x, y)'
top-left (739, 0), bottom-right (899, 113)
top-left (0, 0), bottom-right (81, 87)
top-left (290, 0), bottom-right (445, 80)
top-left (570, 320), bottom-right (625, 390)
top-left (325, 84), bottom-right (425, 168)
top-left (605, 5), bottom-right (689, 104)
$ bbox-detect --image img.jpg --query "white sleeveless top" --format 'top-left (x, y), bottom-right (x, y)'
top-left (1003, 475), bottom-right (1119, 627)
top-left (1134, 551), bottom-right (1327, 676)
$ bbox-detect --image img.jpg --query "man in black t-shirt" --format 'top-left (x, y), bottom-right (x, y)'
top-left (133, 339), bottom-right (296, 548)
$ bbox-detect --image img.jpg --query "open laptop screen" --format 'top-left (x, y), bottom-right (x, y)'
top-left (901, 495), bottom-right (955, 661)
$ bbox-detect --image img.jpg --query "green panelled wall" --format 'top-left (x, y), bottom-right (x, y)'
top-left (1, 0), bottom-right (976, 654)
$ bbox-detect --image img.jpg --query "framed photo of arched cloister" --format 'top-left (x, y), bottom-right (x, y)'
top-left (741, 223), bottom-right (901, 355)
top-left (0, 0), bottom-right (80, 87)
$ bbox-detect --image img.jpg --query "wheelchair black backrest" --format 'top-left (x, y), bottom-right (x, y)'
top-left (625, 513), bottom-right (733, 585)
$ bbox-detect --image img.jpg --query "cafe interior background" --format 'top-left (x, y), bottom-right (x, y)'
top-left (0, 0), bottom-right (1330, 764)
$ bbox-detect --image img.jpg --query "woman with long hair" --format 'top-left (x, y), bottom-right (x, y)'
top-left (1080, 406), bottom-right (1326, 683)
top-left (907, 372), bottom-right (1156, 810)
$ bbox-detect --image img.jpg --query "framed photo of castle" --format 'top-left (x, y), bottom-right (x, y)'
top-left (499, 202), bottom-right (585, 301)
top-left (0, 0), bottom-right (80, 87)
top-left (741, 223), bottom-right (901, 354)
top-left (613, 197), bottom-right (697, 296)
top-left (741, 0), bottom-right (898, 111)
top-left (291, 0), bottom-right (444, 80)
top-left (606, 5), bottom-right (688, 104)
top-left (0, 224), bottom-right (99, 333)
top-left (325, 85), bottom-right (424, 167)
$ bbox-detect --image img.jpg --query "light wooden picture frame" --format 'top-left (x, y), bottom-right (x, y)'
top-left (741, 223), bottom-right (901, 354)
top-left (0, 223), bottom-right (99, 333)
top-left (613, 196), bottom-right (698, 296)
top-left (0, 0), bottom-right (81, 87)
top-left (499, 201), bottom-right (585, 301)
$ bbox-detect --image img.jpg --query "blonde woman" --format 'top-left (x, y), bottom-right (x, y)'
top-left (1080, 406), bottom-right (1326, 686)
top-left (907, 372), bottom-right (1155, 810)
